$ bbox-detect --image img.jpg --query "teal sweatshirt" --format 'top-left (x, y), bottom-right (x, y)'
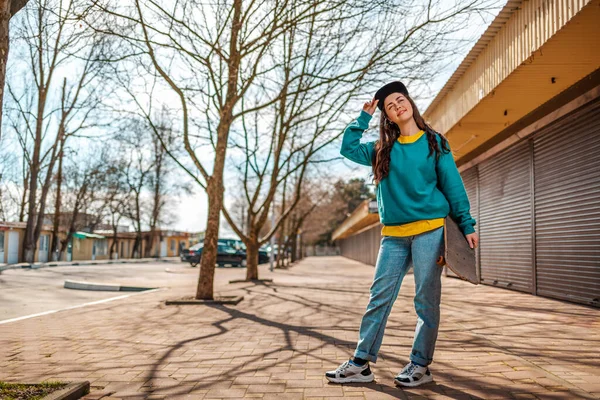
top-left (340, 111), bottom-right (476, 235)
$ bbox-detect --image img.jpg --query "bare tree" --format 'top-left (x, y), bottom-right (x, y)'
top-left (49, 133), bottom-right (66, 260)
top-left (5, 0), bottom-right (108, 262)
top-left (105, 166), bottom-right (128, 259)
top-left (0, 0), bottom-right (30, 139)
top-left (50, 150), bottom-right (114, 261)
top-left (0, 142), bottom-right (20, 220)
top-left (81, 0), bottom-right (497, 297)
top-left (219, 0), bottom-right (491, 280)
top-left (282, 179), bottom-right (328, 263)
top-left (298, 176), bottom-right (374, 246)
top-left (116, 122), bottom-right (154, 259)
top-left (0, 143), bottom-right (29, 222)
top-left (145, 112), bottom-right (179, 257)
top-left (105, 114), bottom-right (182, 259)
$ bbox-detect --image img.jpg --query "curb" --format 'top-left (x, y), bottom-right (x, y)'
top-left (0, 265), bottom-right (22, 274)
top-left (43, 381), bottom-right (89, 400)
top-left (0, 258), bottom-right (181, 274)
top-left (166, 295), bottom-right (244, 305)
top-left (229, 278), bottom-right (273, 284)
top-left (43, 381), bottom-right (90, 400)
top-left (64, 280), bottom-right (156, 292)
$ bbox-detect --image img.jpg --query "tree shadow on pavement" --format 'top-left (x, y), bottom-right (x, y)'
top-left (137, 298), bottom-right (593, 400)
top-left (19, 274), bottom-right (597, 400)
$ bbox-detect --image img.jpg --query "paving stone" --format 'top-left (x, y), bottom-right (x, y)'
top-left (246, 384), bottom-right (285, 393)
top-left (205, 388), bottom-right (247, 398)
top-left (1, 257), bottom-right (599, 400)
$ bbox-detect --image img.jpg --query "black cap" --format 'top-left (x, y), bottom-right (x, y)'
top-left (374, 81), bottom-right (408, 111)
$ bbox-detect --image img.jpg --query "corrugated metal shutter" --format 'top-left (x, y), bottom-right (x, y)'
top-left (447, 167), bottom-right (479, 278)
top-left (339, 224), bottom-right (381, 266)
top-left (479, 140), bottom-right (533, 292)
top-left (533, 98), bottom-right (600, 306)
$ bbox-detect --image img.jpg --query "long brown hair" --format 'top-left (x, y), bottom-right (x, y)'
top-left (372, 94), bottom-right (450, 183)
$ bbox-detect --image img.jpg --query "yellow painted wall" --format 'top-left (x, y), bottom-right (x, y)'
top-left (425, 0), bottom-right (600, 160)
top-left (72, 238), bottom-right (109, 261)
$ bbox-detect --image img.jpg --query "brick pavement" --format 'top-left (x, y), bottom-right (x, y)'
top-left (1, 256), bottom-right (599, 400)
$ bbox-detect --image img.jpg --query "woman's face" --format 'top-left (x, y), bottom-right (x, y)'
top-left (383, 93), bottom-right (413, 125)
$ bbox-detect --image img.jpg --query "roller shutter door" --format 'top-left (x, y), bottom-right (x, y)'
top-left (479, 140), bottom-right (533, 292)
top-left (533, 98), bottom-right (600, 306)
top-left (447, 167), bottom-right (479, 278)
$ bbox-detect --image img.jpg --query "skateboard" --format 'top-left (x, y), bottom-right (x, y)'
top-left (436, 216), bottom-right (479, 285)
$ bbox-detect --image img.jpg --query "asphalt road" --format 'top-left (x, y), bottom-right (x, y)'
top-left (0, 261), bottom-right (251, 322)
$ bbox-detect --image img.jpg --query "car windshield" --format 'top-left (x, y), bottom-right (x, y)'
top-left (218, 244), bottom-right (237, 253)
top-left (189, 243), bottom-right (203, 250)
top-left (220, 239), bottom-right (245, 250)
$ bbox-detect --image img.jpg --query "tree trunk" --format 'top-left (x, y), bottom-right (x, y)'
top-left (148, 142), bottom-right (162, 258)
top-left (196, 177), bottom-right (221, 300)
top-left (18, 170), bottom-right (28, 221)
top-left (32, 149), bottom-right (59, 262)
top-left (195, 0), bottom-right (241, 299)
top-left (22, 45), bottom-right (48, 262)
top-left (59, 230), bottom-right (73, 261)
top-left (290, 229), bottom-right (297, 263)
top-left (50, 139), bottom-right (65, 261)
top-left (109, 231), bottom-right (118, 259)
top-left (132, 234), bottom-right (141, 258)
top-left (23, 167), bottom-right (39, 263)
top-left (0, 1), bottom-right (9, 140)
top-left (23, 135), bottom-right (42, 263)
top-left (0, 0), bottom-right (27, 138)
top-left (276, 225), bottom-right (285, 268)
top-left (131, 237), bottom-right (136, 258)
top-left (245, 231), bottom-right (260, 281)
top-left (145, 228), bottom-right (155, 257)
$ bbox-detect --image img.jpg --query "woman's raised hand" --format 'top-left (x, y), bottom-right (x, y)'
top-left (362, 98), bottom-right (379, 115)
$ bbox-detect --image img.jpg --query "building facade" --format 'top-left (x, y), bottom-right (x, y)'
top-left (0, 222), bottom-right (54, 264)
top-left (334, 0), bottom-right (600, 307)
top-left (0, 222), bottom-right (194, 265)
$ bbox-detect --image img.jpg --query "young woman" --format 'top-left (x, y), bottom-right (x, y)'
top-left (325, 81), bottom-right (478, 387)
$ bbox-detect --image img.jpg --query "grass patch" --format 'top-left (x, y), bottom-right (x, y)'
top-left (0, 381), bottom-right (67, 400)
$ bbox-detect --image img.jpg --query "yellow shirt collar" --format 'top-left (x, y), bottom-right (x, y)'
top-left (398, 129), bottom-right (425, 144)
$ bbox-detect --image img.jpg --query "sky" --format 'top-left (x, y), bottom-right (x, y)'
top-left (171, 4), bottom-right (504, 237)
top-left (1, 0), bottom-right (504, 236)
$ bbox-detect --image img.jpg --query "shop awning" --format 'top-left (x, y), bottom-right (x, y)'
top-left (73, 232), bottom-right (106, 239)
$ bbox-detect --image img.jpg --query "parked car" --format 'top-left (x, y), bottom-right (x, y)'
top-left (216, 238), bottom-right (271, 264)
top-left (181, 242), bottom-right (202, 262)
top-left (236, 246), bottom-right (271, 264)
top-left (183, 242), bottom-right (246, 268)
top-left (219, 238), bottom-right (246, 251)
top-left (258, 246), bottom-right (270, 264)
top-left (182, 237), bottom-right (271, 267)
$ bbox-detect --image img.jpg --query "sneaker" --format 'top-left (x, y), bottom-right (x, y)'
top-left (325, 359), bottom-right (374, 384)
top-left (394, 362), bottom-right (433, 387)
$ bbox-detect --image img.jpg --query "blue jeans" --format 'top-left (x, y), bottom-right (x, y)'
top-left (354, 227), bottom-right (444, 366)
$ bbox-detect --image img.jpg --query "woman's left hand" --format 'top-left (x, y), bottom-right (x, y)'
top-left (465, 232), bottom-right (479, 249)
